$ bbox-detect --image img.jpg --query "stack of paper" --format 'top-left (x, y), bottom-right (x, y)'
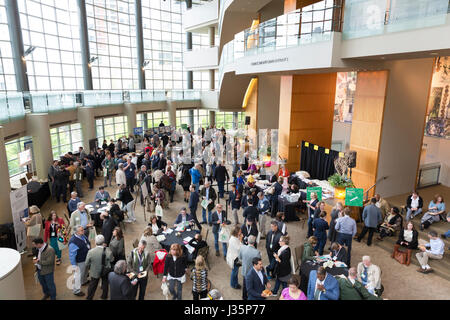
top-left (185, 244), bottom-right (195, 254)
top-left (156, 235), bottom-right (166, 242)
top-left (183, 236), bottom-right (193, 242)
top-left (163, 228), bottom-right (173, 235)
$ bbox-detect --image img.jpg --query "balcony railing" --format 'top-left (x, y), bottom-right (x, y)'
top-left (30, 91), bottom-right (78, 113)
top-left (170, 90), bottom-right (201, 101)
top-left (0, 92), bottom-right (25, 124)
top-left (342, 0), bottom-right (450, 40)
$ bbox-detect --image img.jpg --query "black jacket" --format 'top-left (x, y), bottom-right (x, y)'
top-left (200, 186), bottom-right (217, 212)
top-left (163, 255), bottom-right (187, 278)
top-left (118, 189), bottom-right (134, 205)
top-left (158, 158), bottom-right (167, 171)
top-left (243, 206), bottom-right (259, 222)
top-left (241, 223), bottom-right (258, 245)
top-left (406, 195), bottom-right (423, 209)
top-left (108, 272), bottom-right (133, 300)
top-left (331, 247), bottom-right (348, 264)
top-left (188, 238), bottom-right (207, 258)
top-left (266, 229), bottom-right (282, 254)
top-left (54, 169), bottom-right (69, 186)
top-left (102, 216), bottom-right (117, 246)
top-left (214, 165), bottom-right (229, 182)
top-left (211, 210), bottom-right (227, 234)
top-left (273, 247), bottom-right (291, 278)
top-left (397, 229), bottom-right (419, 249)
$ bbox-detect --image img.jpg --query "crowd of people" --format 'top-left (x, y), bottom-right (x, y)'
top-left (22, 124), bottom-right (449, 301)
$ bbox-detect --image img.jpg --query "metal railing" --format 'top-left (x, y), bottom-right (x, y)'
top-left (363, 176), bottom-right (388, 201)
top-left (0, 92), bottom-right (25, 124)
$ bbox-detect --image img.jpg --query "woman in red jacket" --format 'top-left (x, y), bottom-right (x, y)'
top-left (277, 165), bottom-right (290, 178)
top-left (44, 210), bottom-right (65, 265)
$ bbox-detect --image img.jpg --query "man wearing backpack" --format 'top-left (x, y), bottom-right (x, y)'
top-left (85, 234), bottom-right (113, 300)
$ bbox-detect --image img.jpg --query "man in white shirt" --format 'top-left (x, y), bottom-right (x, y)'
top-left (416, 231), bottom-right (445, 274)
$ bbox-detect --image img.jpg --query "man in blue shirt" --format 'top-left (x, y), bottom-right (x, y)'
top-left (68, 192), bottom-right (80, 217)
top-left (189, 164), bottom-right (202, 192)
top-left (335, 207), bottom-right (357, 266)
top-left (94, 186), bottom-right (110, 202)
top-left (68, 226), bottom-right (91, 296)
top-left (357, 198), bottom-right (382, 246)
top-left (124, 157), bottom-right (136, 192)
top-left (188, 184), bottom-right (201, 230)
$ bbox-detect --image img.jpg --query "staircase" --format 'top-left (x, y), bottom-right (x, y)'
top-left (368, 213), bottom-right (450, 282)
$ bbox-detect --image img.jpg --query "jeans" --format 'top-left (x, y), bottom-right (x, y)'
top-left (314, 234), bottom-right (327, 256)
top-left (213, 231), bottom-right (228, 256)
top-left (55, 184), bottom-right (67, 203)
top-left (406, 208), bottom-right (422, 221)
top-left (193, 183), bottom-right (200, 192)
top-left (87, 275), bottom-right (109, 300)
top-left (193, 290), bottom-right (208, 300)
top-left (217, 180), bottom-right (225, 198)
top-left (125, 200), bottom-right (136, 221)
top-left (168, 279), bottom-right (183, 300)
top-left (104, 173), bottom-right (112, 187)
top-left (202, 208), bottom-right (212, 224)
top-left (49, 237), bottom-right (61, 259)
top-left (272, 278), bottom-right (288, 295)
top-left (307, 216), bottom-right (314, 238)
top-left (259, 214), bottom-right (267, 237)
top-left (230, 264), bottom-right (240, 288)
top-left (336, 232), bottom-right (353, 266)
top-left (357, 226), bottom-right (376, 246)
top-left (266, 253), bottom-right (276, 277)
top-left (232, 208), bottom-right (240, 225)
top-left (190, 206), bottom-right (202, 230)
top-left (133, 277), bottom-right (148, 300)
top-left (75, 180), bottom-right (83, 197)
top-left (87, 176), bottom-right (94, 189)
top-left (444, 230), bottom-right (450, 238)
top-left (37, 270), bottom-right (56, 300)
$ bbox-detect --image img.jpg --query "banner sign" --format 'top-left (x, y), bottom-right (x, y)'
top-left (345, 188), bottom-right (364, 207)
top-left (306, 187), bottom-right (323, 201)
top-left (10, 186), bottom-right (28, 252)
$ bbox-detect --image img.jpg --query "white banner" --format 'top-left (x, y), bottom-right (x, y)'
top-left (10, 186), bottom-right (28, 252)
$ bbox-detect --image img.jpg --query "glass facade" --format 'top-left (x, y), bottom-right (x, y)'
top-left (96, 115), bottom-right (129, 143)
top-left (175, 109), bottom-right (210, 129)
top-left (86, 0), bottom-right (138, 90)
top-left (0, 0), bottom-right (17, 91)
top-left (216, 111), bottom-right (244, 130)
top-left (18, 0), bottom-right (83, 91)
top-left (137, 111), bottom-right (170, 130)
top-left (142, 0), bottom-right (184, 90)
top-left (5, 136), bottom-right (32, 176)
top-left (50, 123), bottom-right (83, 159)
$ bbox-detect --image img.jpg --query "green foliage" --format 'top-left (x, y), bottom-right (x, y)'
top-left (328, 173), bottom-right (354, 188)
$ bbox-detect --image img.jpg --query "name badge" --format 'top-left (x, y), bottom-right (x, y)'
top-left (270, 244), bottom-right (273, 249)
top-left (139, 266), bottom-right (143, 272)
top-left (51, 232), bottom-right (56, 237)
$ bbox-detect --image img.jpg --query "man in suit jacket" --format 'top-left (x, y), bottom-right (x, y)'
top-left (307, 266), bottom-right (339, 300)
top-left (246, 257), bottom-right (272, 300)
top-left (200, 180), bottom-right (217, 225)
top-left (337, 267), bottom-right (381, 300)
top-left (109, 260), bottom-right (134, 300)
top-left (127, 240), bottom-right (151, 300)
top-left (357, 198), bottom-right (382, 246)
top-left (188, 185), bottom-right (201, 230)
top-left (211, 203), bottom-right (228, 257)
top-left (241, 218), bottom-right (258, 246)
top-left (70, 202), bottom-right (93, 238)
top-left (32, 238), bottom-right (57, 300)
top-left (214, 161), bottom-right (229, 199)
top-left (85, 235), bottom-right (113, 300)
top-left (174, 207), bottom-right (194, 226)
top-left (239, 235), bottom-right (261, 300)
top-left (265, 221), bottom-right (282, 279)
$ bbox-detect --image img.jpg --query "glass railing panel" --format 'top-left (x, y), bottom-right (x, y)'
top-left (83, 91), bottom-right (97, 106)
top-left (141, 90), bottom-right (154, 102)
top-left (129, 90), bottom-right (142, 103)
top-left (0, 93), bottom-right (8, 123)
top-left (47, 93), bottom-right (62, 112)
top-left (110, 91), bottom-right (123, 104)
top-left (30, 93), bottom-right (48, 113)
top-left (61, 92), bottom-right (77, 110)
top-left (7, 92), bottom-right (25, 119)
top-left (387, 0), bottom-right (449, 33)
top-left (154, 90), bottom-right (166, 101)
top-left (96, 91), bottom-right (111, 105)
top-left (342, 0), bottom-right (387, 40)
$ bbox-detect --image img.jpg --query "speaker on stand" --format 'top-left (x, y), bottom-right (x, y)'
top-left (347, 150), bottom-right (357, 179)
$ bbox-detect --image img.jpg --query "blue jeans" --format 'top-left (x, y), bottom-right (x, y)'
top-left (230, 264), bottom-right (240, 288)
top-left (444, 230), bottom-right (450, 238)
top-left (272, 278), bottom-right (288, 295)
top-left (337, 232), bottom-right (353, 266)
top-left (406, 208), bottom-right (422, 221)
top-left (37, 270), bottom-right (56, 300)
top-left (202, 208), bottom-right (212, 224)
top-left (217, 180), bottom-right (225, 198)
top-left (314, 234), bottom-right (327, 256)
top-left (194, 183), bottom-right (200, 192)
top-left (266, 252), bottom-right (276, 277)
top-left (307, 216), bottom-right (314, 238)
top-left (213, 231), bottom-right (228, 256)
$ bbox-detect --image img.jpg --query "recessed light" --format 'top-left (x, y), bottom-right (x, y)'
top-left (430, 52), bottom-right (439, 55)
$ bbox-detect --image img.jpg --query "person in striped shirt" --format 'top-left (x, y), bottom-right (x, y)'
top-left (190, 255), bottom-right (209, 300)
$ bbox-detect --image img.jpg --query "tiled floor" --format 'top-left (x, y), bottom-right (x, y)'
top-left (21, 177), bottom-right (450, 300)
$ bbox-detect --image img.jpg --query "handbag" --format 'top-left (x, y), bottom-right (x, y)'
top-left (393, 250), bottom-right (407, 265)
top-left (155, 204), bottom-right (164, 218)
top-left (234, 257), bottom-right (242, 268)
top-left (101, 247), bottom-right (112, 277)
top-left (218, 226), bottom-right (230, 243)
top-left (88, 226), bottom-right (97, 242)
top-left (27, 223), bottom-right (41, 238)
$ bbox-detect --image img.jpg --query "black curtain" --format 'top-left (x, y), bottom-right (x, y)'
top-left (300, 140), bottom-right (338, 180)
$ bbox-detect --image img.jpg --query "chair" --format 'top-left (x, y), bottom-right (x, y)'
top-left (26, 172), bottom-right (33, 181)
top-left (20, 178), bottom-right (27, 186)
top-left (294, 244), bottom-right (304, 272)
top-left (198, 245), bottom-right (210, 270)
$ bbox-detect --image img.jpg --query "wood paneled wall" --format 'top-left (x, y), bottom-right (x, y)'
top-left (349, 71), bottom-right (389, 196)
top-left (284, 0), bottom-right (323, 13)
top-left (279, 73), bottom-right (337, 172)
top-left (244, 79), bottom-right (258, 140)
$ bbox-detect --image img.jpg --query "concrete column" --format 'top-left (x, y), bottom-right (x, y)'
top-left (25, 114), bottom-right (53, 181)
top-left (5, 0), bottom-right (29, 92)
top-left (209, 110), bottom-right (216, 127)
top-left (209, 70), bottom-right (215, 91)
top-left (209, 26), bottom-right (215, 47)
top-left (233, 112), bottom-right (238, 129)
top-left (78, 107), bottom-right (96, 151)
top-left (258, 75), bottom-right (280, 130)
top-left (135, 0), bottom-right (145, 89)
top-left (77, 0), bottom-right (93, 90)
top-left (124, 103), bottom-right (137, 136)
top-left (186, 0), bottom-right (193, 91)
top-left (167, 101), bottom-right (177, 128)
top-left (189, 109), bottom-right (194, 130)
top-left (0, 127), bottom-right (13, 224)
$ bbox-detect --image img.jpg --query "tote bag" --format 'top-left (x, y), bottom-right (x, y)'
top-left (219, 226), bottom-right (230, 243)
top-left (155, 204), bottom-right (164, 218)
top-left (27, 224), bottom-right (41, 238)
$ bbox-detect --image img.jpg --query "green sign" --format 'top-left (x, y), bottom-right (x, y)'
top-left (345, 188), bottom-right (364, 207)
top-left (181, 123), bottom-right (188, 130)
top-left (306, 187), bottom-right (322, 201)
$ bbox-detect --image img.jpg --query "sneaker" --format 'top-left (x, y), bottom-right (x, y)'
top-left (74, 291), bottom-right (85, 297)
top-left (355, 239), bottom-right (361, 243)
top-left (124, 219), bottom-right (132, 223)
top-left (270, 292), bottom-right (278, 297)
top-left (424, 268), bottom-right (434, 274)
top-left (41, 294), bottom-right (50, 300)
top-left (235, 284), bottom-right (242, 289)
top-left (417, 268), bottom-right (426, 273)
top-left (215, 251), bottom-right (220, 257)
top-left (441, 234), bottom-right (447, 239)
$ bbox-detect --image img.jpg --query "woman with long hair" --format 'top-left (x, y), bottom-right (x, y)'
top-left (109, 227), bottom-right (125, 263)
top-left (191, 255), bottom-right (209, 300)
top-left (226, 225), bottom-right (243, 289)
top-left (44, 210), bottom-right (65, 265)
top-left (163, 243), bottom-right (187, 300)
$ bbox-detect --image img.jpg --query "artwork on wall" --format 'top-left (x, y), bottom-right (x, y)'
top-left (425, 56), bottom-right (450, 139)
top-left (334, 72), bottom-right (357, 123)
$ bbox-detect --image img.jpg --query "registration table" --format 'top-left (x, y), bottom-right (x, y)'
top-left (86, 201), bottom-right (109, 228)
top-left (299, 259), bottom-right (348, 293)
top-left (158, 229), bottom-right (199, 261)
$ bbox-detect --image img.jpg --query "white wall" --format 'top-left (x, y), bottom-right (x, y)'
top-left (422, 136), bottom-right (450, 187)
top-left (376, 58), bottom-right (434, 198)
top-left (183, 46), bottom-right (219, 70)
top-left (257, 75), bottom-right (280, 130)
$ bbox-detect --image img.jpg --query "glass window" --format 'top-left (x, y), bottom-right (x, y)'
top-left (96, 115), bottom-right (129, 143)
top-left (0, 3), bottom-right (17, 91)
top-left (5, 136), bottom-right (33, 177)
top-left (50, 123), bottom-right (83, 159)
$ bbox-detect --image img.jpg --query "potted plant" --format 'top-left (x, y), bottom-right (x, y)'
top-left (328, 173), bottom-right (354, 199)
